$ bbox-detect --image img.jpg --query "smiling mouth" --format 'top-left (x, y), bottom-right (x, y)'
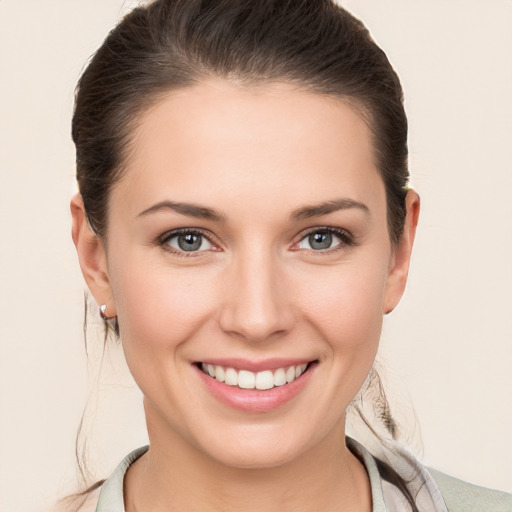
top-left (196, 361), bottom-right (316, 391)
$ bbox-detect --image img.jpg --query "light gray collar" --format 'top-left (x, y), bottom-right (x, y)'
top-left (95, 440), bottom-right (447, 511)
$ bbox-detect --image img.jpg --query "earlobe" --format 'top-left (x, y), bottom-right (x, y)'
top-left (70, 194), bottom-right (116, 316)
top-left (383, 189), bottom-right (420, 315)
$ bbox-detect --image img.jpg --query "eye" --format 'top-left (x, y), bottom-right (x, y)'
top-left (296, 229), bottom-right (350, 251)
top-left (162, 230), bottom-right (213, 253)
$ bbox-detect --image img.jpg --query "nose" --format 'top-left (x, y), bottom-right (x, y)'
top-left (218, 249), bottom-right (296, 343)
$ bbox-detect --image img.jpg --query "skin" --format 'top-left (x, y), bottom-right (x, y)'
top-left (72, 80), bottom-right (419, 512)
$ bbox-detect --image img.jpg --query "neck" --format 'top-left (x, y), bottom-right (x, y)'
top-left (125, 404), bottom-right (371, 512)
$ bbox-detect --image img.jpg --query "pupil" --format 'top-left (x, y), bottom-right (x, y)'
top-left (309, 232), bottom-right (332, 250)
top-left (178, 233), bottom-right (201, 251)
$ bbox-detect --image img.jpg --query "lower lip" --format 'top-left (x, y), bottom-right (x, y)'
top-left (194, 363), bottom-right (316, 413)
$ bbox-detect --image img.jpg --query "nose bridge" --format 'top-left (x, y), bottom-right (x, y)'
top-left (218, 243), bottom-right (294, 342)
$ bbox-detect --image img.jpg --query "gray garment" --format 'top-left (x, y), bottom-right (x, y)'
top-left (94, 440), bottom-right (512, 511)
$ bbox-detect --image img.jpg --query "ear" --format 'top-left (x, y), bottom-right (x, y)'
top-left (71, 194), bottom-right (116, 318)
top-left (383, 189), bottom-right (420, 314)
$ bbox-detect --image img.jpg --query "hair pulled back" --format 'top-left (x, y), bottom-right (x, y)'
top-left (71, 1), bottom-right (418, 509)
top-left (73, 0), bottom-right (408, 243)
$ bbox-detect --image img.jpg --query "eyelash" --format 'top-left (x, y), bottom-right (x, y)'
top-left (158, 228), bottom-right (216, 257)
top-left (158, 226), bottom-right (355, 256)
top-left (294, 226), bottom-right (355, 254)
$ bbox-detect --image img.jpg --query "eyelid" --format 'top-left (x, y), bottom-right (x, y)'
top-left (292, 226), bottom-right (355, 252)
top-left (156, 226), bottom-right (354, 256)
top-left (158, 228), bottom-right (220, 255)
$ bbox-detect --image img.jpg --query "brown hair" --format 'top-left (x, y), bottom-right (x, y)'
top-left (71, 0), bottom-right (417, 508)
top-left (73, 0), bottom-right (408, 243)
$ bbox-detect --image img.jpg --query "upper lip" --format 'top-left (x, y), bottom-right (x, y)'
top-left (196, 358), bottom-right (316, 372)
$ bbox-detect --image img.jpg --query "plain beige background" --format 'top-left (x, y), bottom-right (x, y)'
top-left (0, 1), bottom-right (511, 510)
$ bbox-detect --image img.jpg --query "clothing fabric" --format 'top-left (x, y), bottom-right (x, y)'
top-left (93, 440), bottom-right (512, 511)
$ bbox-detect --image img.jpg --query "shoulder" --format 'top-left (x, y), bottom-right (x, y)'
top-left (428, 468), bottom-right (512, 512)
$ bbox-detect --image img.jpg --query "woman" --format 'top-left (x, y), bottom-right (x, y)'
top-left (66, 0), bottom-right (511, 510)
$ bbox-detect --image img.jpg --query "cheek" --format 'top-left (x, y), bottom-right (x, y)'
top-left (295, 261), bottom-right (388, 350)
top-left (108, 255), bottom-right (222, 420)
top-left (110, 253), bottom-right (219, 355)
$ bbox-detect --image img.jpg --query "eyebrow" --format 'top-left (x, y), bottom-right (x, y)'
top-left (137, 201), bottom-right (226, 222)
top-left (137, 197), bottom-right (369, 223)
top-left (290, 198), bottom-right (370, 221)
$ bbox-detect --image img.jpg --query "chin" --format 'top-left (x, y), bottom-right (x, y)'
top-left (209, 443), bottom-right (301, 470)
top-left (192, 425), bottom-right (321, 470)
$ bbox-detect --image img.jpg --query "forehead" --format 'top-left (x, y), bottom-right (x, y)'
top-left (113, 80), bottom-right (384, 218)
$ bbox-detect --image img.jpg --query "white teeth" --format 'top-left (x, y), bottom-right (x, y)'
top-left (255, 370), bottom-right (274, 390)
top-left (295, 363), bottom-right (307, 378)
top-left (224, 367), bottom-right (238, 386)
top-left (215, 365), bottom-right (225, 382)
top-left (200, 362), bottom-right (311, 390)
top-left (274, 368), bottom-right (287, 386)
top-left (238, 370), bottom-right (255, 389)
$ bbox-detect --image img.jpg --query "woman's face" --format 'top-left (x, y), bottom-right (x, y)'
top-left (79, 80), bottom-right (416, 468)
